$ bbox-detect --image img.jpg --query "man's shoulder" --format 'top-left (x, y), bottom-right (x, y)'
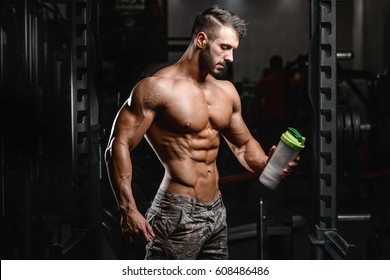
top-left (139, 66), bottom-right (187, 87)
top-left (135, 75), bottom-right (175, 93)
top-left (207, 76), bottom-right (235, 90)
top-left (131, 73), bottom-right (187, 106)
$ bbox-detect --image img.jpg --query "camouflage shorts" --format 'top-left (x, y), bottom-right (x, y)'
top-left (145, 189), bottom-right (228, 260)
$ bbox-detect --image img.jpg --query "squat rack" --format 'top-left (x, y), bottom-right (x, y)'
top-left (308, 0), bottom-right (358, 259)
top-left (66, 0), bottom-right (103, 259)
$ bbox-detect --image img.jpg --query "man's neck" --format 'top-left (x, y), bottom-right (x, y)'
top-left (178, 44), bottom-right (209, 82)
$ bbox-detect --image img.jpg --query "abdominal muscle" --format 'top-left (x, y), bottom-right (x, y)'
top-left (146, 128), bottom-right (221, 203)
top-left (161, 158), bottom-right (220, 203)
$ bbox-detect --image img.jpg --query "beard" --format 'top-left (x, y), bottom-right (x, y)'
top-left (199, 44), bottom-right (226, 78)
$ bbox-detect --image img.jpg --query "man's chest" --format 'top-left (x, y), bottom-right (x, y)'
top-left (158, 86), bottom-right (232, 133)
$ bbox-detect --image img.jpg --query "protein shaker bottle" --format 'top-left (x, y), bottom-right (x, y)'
top-left (259, 127), bottom-right (305, 189)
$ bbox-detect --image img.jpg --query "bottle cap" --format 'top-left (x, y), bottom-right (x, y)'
top-left (280, 127), bottom-right (306, 151)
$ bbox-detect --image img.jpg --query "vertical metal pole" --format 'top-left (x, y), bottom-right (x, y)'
top-left (23, 0), bottom-right (33, 259)
top-left (257, 199), bottom-right (268, 259)
top-left (70, 0), bottom-right (102, 258)
top-left (309, 0), bottom-right (338, 259)
top-left (87, 0), bottom-right (103, 258)
top-left (71, 0), bottom-right (89, 232)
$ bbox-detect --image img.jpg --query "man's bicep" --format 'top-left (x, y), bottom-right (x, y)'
top-left (111, 78), bottom-right (162, 152)
top-left (222, 111), bottom-right (252, 148)
top-left (114, 102), bottom-right (156, 151)
top-left (222, 112), bottom-right (264, 172)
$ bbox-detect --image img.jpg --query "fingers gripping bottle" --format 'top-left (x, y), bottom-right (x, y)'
top-left (259, 127), bottom-right (305, 189)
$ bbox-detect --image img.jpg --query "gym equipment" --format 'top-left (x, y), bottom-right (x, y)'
top-left (226, 186), bottom-right (372, 260)
top-left (285, 55), bottom-right (373, 150)
top-left (227, 198), bottom-right (304, 260)
top-left (336, 105), bottom-right (367, 148)
top-left (308, 0), bottom-right (359, 259)
top-left (67, 0), bottom-right (103, 259)
top-left (221, 172), bottom-right (305, 259)
top-left (1, 0), bottom-right (104, 259)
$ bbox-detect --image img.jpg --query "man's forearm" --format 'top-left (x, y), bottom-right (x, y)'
top-left (226, 137), bottom-right (268, 173)
top-left (105, 143), bottom-right (139, 215)
top-left (244, 151), bottom-right (268, 174)
top-left (243, 138), bottom-right (268, 173)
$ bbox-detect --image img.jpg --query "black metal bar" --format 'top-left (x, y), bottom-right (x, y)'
top-left (336, 51), bottom-right (354, 60)
top-left (87, 0), bottom-right (103, 258)
top-left (228, 223), bottom-right (292, 242)
top-left (228, 223), bottom-right (257, 242)
top-left (337, 214), bottom-right (371, 222)
top-left (50, 231), bottom-right (86, 259)
top-left (61, 231), bottom-right (87, 256)
top-left (68, 0), bottom-right (102, 258)
top-left (323, 230), bottom-right (359, 259)
top-left (309, 0), bottom-right (339, 259)
top-left (257, 198), bottom-right (270, 259)
top-left (0, 26), bottom-right (4, 95)
top-left (71, 0), bottom-right (89, 230)
top-left (268, 226), bottom-right (292, 236)
top-left (318, 0), bottom-right (338, 230)
top-left (309, 0), bottom-right (321, 237)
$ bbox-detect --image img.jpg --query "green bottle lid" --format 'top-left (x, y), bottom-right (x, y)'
top-left (280, 127), bottom-right (306, 151)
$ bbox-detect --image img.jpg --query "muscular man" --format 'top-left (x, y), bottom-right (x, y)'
top-left (105, 5), bottom-right (299, 259)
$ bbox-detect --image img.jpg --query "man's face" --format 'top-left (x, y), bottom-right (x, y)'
top-left (199, 26), bottom-right (239, 78)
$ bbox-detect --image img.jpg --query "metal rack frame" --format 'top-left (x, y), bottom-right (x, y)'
top-left (308, 0), bottom-right (358, 260)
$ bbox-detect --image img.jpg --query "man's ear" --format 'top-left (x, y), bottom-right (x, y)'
top-left (196, 32), bottom-right (208, 48)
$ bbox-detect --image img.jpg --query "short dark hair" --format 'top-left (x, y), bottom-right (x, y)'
top-left (191, 5), bottom-right (248, 41)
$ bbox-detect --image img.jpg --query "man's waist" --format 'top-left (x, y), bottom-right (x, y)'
top-left (152, 188), bottom-right (223, 211)
top-left (161, 179), bottom-right (219, 203)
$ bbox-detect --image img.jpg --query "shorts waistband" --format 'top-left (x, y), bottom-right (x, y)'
top-left (153, 189), bottom-right (223, 211)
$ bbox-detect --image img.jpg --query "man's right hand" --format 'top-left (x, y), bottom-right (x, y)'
top-left (121, 209), bottom-right (155, 244)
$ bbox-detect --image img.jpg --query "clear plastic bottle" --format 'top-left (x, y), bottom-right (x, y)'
top-left (259, 127), bottom-right (305, 189)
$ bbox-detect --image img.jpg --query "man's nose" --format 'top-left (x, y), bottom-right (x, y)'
top-left (225, 50), bottom-right (234, 63)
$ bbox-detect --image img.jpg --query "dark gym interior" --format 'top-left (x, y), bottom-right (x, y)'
top-left (1, 0), bottom-right (390, 260)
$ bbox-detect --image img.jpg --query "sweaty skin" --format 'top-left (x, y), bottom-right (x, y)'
top-left (105, 25), bottom-right (297, 245)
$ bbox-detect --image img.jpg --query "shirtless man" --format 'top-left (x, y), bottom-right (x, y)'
top-left (105, 5), bottom-right (299, 259)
